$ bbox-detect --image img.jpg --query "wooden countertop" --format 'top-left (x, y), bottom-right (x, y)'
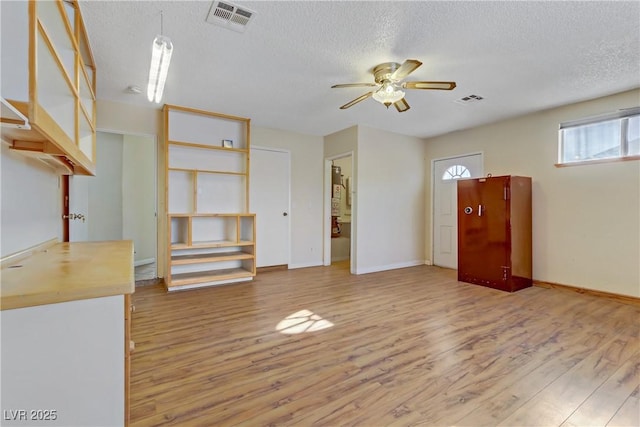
top-left (1, 240), bottom-right (134, 310)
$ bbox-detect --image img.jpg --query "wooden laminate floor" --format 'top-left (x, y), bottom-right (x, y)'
top-left (130, 264), bottom-right (640, 426)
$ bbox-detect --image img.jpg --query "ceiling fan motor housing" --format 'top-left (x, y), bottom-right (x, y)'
top-left (373, 62), bottom-right (402, 83)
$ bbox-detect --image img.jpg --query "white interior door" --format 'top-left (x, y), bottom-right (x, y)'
top-left (433, 153), bottom-right (483, 269)
top-left (122, 134), bottom-right (157, 266)
top-left (250, 147), bottom-right (290, 267)
top-left (69, 132), bottom-right (123, 242)
top-left (68, 175), bottom-right (90, 242)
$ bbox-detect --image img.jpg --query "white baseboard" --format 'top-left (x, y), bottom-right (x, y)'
top-left (288, 261), bottom-right (323, 269)
top-left (355, 260), bottom-right (424, 275)
top-left (134, 258), bottom-right (155, 267)
top-left (424, 260), bottom-right (433, 266)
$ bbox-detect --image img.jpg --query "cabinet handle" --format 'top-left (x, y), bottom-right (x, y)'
top-left (130, 305), bottom-right (136, 313)
top-left (129, 340), bottom-right (135, 353)
top-left (478, 205), bottom-right (483, 216)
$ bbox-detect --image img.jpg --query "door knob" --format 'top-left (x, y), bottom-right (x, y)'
top-left (63, 213), bottom-right (86, 222)
top-left (283, 212), bottom-right (288, 216)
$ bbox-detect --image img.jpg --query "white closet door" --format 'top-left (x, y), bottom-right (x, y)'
top-left (250, 148), bottom-right (290, 267)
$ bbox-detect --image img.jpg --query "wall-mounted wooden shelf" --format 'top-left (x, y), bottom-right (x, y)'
top-left (169, 167), bottom-right (247, 176)
top-left (172, 251), bottom-right (254, 265)
top-left (168, 139), bottom-right (249, 153)
top-left (0, 1), bottom-right (97, 175)
top-left (169, 267), bottom-right (254, 288)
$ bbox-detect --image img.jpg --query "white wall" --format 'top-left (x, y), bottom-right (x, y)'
top-left (122, 135), bottom-right (156, 263)
top-left (96, 100), bottom-right (161, 137)
top-left (356, 126), bottom-right (426, 273)
top-left (424, 89), bottom-right (640, 297)
top-left (0, 145), bottom-right (61, 257)
top-left (325, 126), bottom-right (358, 158)
top-left (88, 132), bottom-right (123, 241)
top-left (97, 100), bottom-right (163, 272)
top-left (252, 126), bottom-right (324, 269)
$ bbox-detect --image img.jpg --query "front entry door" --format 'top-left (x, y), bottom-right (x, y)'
top-left (432, 153), bottom-right (483, 269)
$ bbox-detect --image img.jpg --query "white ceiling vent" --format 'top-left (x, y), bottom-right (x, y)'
top-left (454, 94), bottom-right (484, 105)
top-left (206, 1), bottom-right (256, 33)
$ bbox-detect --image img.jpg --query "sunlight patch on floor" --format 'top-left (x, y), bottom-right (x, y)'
top-left (276, 309), bottom-right (334, 334)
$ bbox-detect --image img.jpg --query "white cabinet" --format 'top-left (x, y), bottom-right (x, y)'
top-left (0, 240), bottom-right (135, 426)
top-left (1, 296), bottom-right (126, 426)
top-left (164, 105), bottom-right (256, 290)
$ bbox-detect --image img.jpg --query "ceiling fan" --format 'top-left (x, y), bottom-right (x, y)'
top-left (331, 59), bottom-right (456, 112)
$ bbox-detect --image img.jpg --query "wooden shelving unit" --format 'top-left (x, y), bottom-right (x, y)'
top-left (0, 0), bottom-right (97, 175)
top-left (164, 105), bottom-right (255, 290)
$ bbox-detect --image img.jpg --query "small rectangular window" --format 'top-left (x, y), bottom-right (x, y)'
top-left (627, 116), bottom-right (640, 156)
top-left (558, 107), bottom-right (640, 165)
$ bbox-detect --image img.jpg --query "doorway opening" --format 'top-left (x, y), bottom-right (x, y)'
top-left (324, 153), bottom-right (354, 272)
top-left (64, 131), bottom-right (158, 282)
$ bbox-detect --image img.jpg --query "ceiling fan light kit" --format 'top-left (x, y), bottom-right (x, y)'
top-left (332, 59), bottom-right (457, 113)
top-left (372, 81), bottom-right (405, 107)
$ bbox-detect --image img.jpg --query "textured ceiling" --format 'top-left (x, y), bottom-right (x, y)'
top-left (80, 1), bottom-right (640, 139)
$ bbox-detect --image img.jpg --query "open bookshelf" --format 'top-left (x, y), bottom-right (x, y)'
top-left (164, 105), bottom-right (255, 290)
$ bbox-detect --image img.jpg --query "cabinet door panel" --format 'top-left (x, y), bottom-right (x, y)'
top-left (458, 177), bottom-right (510, 290)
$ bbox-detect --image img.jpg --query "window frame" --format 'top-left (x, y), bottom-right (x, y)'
top-left (556, 107), bottom-right (640, 167)
top-left (442, 164), bottom-right (471, 180)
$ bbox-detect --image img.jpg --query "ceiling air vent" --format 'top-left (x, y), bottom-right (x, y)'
top-left (206, 1), bottom-right (256, 33)
top-left (454, 94), bottom-right (484, 105)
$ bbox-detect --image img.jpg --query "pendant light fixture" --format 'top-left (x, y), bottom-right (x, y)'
top-left (147, 11), bottom-right (173, 103)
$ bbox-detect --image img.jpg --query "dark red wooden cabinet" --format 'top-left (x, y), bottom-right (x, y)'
top-left (457, 175), bottom-right (532, 292)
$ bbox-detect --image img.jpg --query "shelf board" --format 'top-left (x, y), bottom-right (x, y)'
top-left (164, 104), bottom-right (250, 124)
top-left (171, 240), bottom-right (254, 250)
top-left (171, 251), bottom-right (254, 265)
top-left (169, 167), bottom-right (247, 176)
top-left (1, 97), bottom-right (30, 129)
top-left (169, 140), bottom-right (248, 153)
top-left (168, 267), bottom-right (254, 288)
top-left (168, 213), bottom-right (255, 218)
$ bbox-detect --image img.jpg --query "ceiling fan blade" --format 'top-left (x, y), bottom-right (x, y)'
top-left (390, 59), bottom-right (422, 80)
top-left (403, 81), bottom-right (457, 90)
top-left (394, 98), bottom-right (410, 113)
top-left (332, 83), bottom-right (378, 89)
top-left (340, 92), bottom-right (373, 109)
